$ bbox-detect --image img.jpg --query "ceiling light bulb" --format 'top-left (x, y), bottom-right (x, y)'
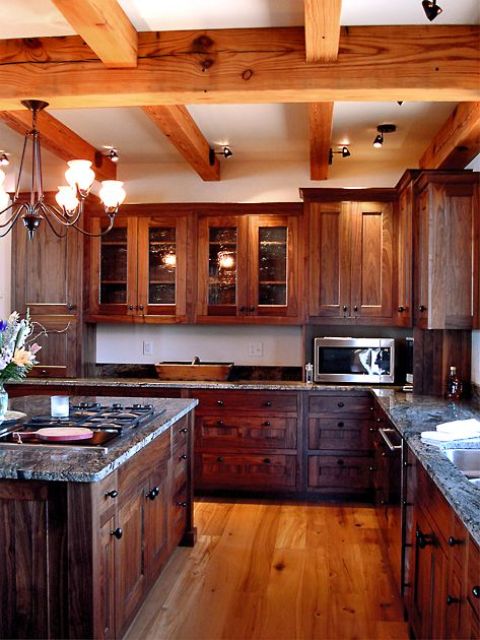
top-left (99, 180), bottom-right (126, 210)
top-left (373, 134), bottom-right (384, 148)
top-left (65, 160), bottom-right (95, 193)
top-left (163, 253), bottom-right (177, 267)
top-left (422, 0), bottom-right (443, 21)
top-left (55, 186), bottom-right (79, 214)
top-left (218, 250), bottom-right (235, 269)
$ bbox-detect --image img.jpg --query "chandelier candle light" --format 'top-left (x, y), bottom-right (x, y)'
top-left (0, 100), bottom-right (126, 239)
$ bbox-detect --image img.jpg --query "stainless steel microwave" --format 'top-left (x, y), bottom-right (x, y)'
top-left (313, 337), bottom-right (395, 384)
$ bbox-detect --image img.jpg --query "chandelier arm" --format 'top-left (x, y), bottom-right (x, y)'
top-left (0, 205), bottom-right (23, 237)
top-left (0, 198), bottom-right (15, 219)
top-left (40, 206), bottom-right (68, 238)
top-left (40, 200), bottom-right (83, 227)
top-left (71, 212), bottom-right (117, 237)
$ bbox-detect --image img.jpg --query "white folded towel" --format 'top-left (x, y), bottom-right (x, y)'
top-left (436, 418), bottom-right (480, 434)
top-left (421, 430), bottom-right (480, 443)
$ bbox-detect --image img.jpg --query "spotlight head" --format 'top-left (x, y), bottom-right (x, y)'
top-left (222, 146), bottom-right (233, 159)
top-left (373, 134), bottom-right (383, 148)
top-left (107, 148), bottom-right (119, 163)
top-left (373, 123), bottom-right (396, 148)
top-left (0, 152), bottom-right (9, 166)
top-left (422, 0), bottom-right (443, 21)
top-left (341, 146), bottom-right (351, 158)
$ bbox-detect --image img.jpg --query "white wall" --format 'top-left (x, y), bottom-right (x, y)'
top-left (96, 324), bottom-right (303, 366)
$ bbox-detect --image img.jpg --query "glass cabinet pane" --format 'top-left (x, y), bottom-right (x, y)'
top-left (258, 226), bottom-right (287, 306)
top-left (208, 227), bottom-right (237, 306)
top-left (148, 227), bottom-right (176, 305)
top-left (100, 226), bottom-right (128, 304)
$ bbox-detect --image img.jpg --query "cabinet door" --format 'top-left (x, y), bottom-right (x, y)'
top-left (248, 214), bottom-right (300, 319)
top-left (12, 214), bottom-right (82, 316)
top-left (308, 201), bottom-right (351, 319)
top-left (27, 315), bottom-right (81, 378)
top-left (414, 189), bottom-right (430, 327)
top-left (137, 216), bottom-right (188, 321)
top-left (89, 217), bottom-right (138, 317)
top-left (98, 514), bottom-right (117, 640)
top-left (197, 216), bottom-right (248, 319)
top-left (350, 201), bottom-right (394, 321)
top-left (396, 184), bottom-right (413, 326)
top-left (143, 464), bottom-right (169, 583)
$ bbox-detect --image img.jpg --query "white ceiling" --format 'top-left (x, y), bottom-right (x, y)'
top-left (0, 0), bottom-right (477, 182)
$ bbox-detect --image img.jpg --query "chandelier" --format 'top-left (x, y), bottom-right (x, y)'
top-left (0, 100), bottom-right (126, 239)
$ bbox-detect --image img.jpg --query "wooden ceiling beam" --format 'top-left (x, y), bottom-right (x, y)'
top-left (0, 26), bottom-right (477, 108)
top-left (50, 0), bottom-right (137, 68)
top-left (142, 105), bottom-right (220, 181)
top-left (419, 102), bottom-right (480, 170)
top-left (0, 109), bottom-right (117, 181)
top-left (304, 1), bottom-right (342, 180)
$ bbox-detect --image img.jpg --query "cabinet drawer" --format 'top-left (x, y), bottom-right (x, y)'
top-left (416, 463), bottom-right (451, 539)
top-left (96, 471), bottom-right (119, 519)
top-left (467, 539), bottom-right (480, 621)
top-left (308, 418), bottom-right (371, 451)
top-left (194, 391), bottom-right (298, 414)
top-left (172, 416), bottom-right (190, 451)
top-left (170, 488), bottom-right (188, 547)
top-left (119, 430), bottom-right (170, 495)
top-left (196, 415), bottom-right (297, 450)
top-left (308, 395), bottom-right (373, 416)
top-left (307, 454), bottom-right (373, 491)
top-left (171, 445), bottom-right (188, 496)
top-left (196, 453), bottom-right (297, 491)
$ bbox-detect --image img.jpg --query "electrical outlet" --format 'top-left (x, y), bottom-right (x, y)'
top-left (248, 342), bottom-right (264, 357)
top-left (143, 341), bottom-right (153, 356)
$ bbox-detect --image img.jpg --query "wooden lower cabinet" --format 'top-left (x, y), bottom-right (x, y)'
top-left (0, 412), bottom-right (195, 640)
top-left (193, 390), bottom-right (300, 495)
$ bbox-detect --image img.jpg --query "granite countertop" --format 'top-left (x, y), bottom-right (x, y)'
top-left (0, 396), bottom-right (197, 483)
top-left (373, 389), bottom-right (480, 547)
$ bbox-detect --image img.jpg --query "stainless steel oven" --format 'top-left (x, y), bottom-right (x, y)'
top-left (314, 337), bottom-right (395, 384)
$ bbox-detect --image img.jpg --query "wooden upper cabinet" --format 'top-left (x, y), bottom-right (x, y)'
top-left (413, 172), bottom-right (478, 329)
top-left (87, 214), bottom-right (190, 323)
top-left (196, 213), bottom-right (301, 323)
top-left (307, 195), bottom-right (395, 324)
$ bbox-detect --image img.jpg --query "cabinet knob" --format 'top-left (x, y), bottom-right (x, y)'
top-left (139, 304), bottom-right (144, 311)
top-left (264, 401), bottom-right (272, 407)
top-left (40, 369), bottom-right (48, 376)
top-left (176, 501), bottom-right (188, 508)
top-left (448, 536), bottom-right (462, 547)
top-left (263, 458), bottom-right (271, 464)
top-left (337, 402), bottom-right (344, 408)
top-left (111, 527), bottom-right (123, 540)
top-left (216, 420), bottom-right (224, 427)
top-left (180, 427), bottom-right (189, 433)
top-left (262, 421), bottom-right (271, 427)
top-left (217, 456), bottom-right (224, 463)
top-left (446, 595), bottom-right (459, 606)
top-left (248, 306), bottom-right (255, 313)
top-left (105, 489), bottom-right (119, 499)
top-left (472, 586), bottom-right (480, 599)
top-left (216, 400), bottom-right (224, 407)
top-left (397, 306), bottom-right (405, 312)
top-left (146, 487), bottom-right (160, 500)
top-left (180, 454), bottom-right (188, 460)
top-left (239, 306), bottom-right (247, 313)
top-left (416, 530), bottom-right (433, 549)
top-left (418, 305), bottom-right (427, 312)
top-left (337, 459), bottom-right (345, 466)
top-left (337, 421), bottom-right (344, 428)
top-left (369, 466), bottom-right (375, 472)
top-left (128, 305), bottom-right (134, 311)
top-left (67, 302), bottom-right (75, 312)
top-left (353, 305), bottom-right (358, 312)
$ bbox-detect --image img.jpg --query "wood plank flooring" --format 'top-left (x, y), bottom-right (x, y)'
top-left (124, 500), bottom-right (409, 640)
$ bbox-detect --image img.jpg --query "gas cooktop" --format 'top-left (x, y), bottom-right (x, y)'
top-left (0, 401), bottom-right (165, 452)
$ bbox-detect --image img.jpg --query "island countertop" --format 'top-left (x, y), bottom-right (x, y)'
top-left (0, 395), bottom-right (197, 483)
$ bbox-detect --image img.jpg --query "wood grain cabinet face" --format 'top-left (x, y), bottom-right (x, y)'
top-left (413, 172), bottom-right (478, 329)
top-left (196, 213), bottom-right (301, 323)
top-left (88, 214), bottom-right (189, 322)
top-left (308, 200), bottom-right (394, 324)
top-left (395, 177), bottom-right (415, 326)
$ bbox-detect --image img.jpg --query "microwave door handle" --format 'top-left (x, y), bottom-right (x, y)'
top-left (378, 427), bottom-right (402, 451)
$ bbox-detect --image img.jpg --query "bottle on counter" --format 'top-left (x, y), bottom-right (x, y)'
top-left (305, 362), bottom-right (314, 384)
top-left (445, 366), bottom-right (463, 401)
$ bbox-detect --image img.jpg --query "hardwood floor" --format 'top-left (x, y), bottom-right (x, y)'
top-left (124, 500), bottom-right (408, 640)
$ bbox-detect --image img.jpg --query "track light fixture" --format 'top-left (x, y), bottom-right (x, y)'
top-left (0, 152), bottom-right (9, 166)
top-left (422, 0), bottom-right (443, 21)
top-left (209, 145), bottom-right (233, 165)
top-left (373, 124), bottom-right (397, 149)
top-left (328, 146), bottom-right (351, 165)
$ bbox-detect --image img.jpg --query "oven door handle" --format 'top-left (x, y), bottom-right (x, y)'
top-left (378, 427), bottom-right (402, 452)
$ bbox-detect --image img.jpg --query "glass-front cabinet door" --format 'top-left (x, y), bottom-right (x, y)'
top-left (88, 217), bottom-right (138, 317)
top-left (137, 216), bottom-right (187, 320)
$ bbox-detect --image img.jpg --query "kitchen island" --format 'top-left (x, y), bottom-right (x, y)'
top-left (0, 395), bottom-right (197, 640)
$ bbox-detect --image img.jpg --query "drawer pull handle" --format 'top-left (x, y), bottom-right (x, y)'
top-left (180, 427), bottom-right (189, 434)
top-left (263, 458), bottom-right (271, 464)
top-left (180, 454), bottom-right (188, 460)
top-left (448, 536), bottom-right (462, 547)
top-left (146, 487), bottom-right (160, 500)
top-left (264, 401), bottom-right (272, 407)
top-left (111, 527), bottom-right (123, 540)
top-left (337, 402), bottom-right (344, 408)
top-left (216, 420), bottom-right (224, 427)
top-left (337, 459), bottom-right (344, 466)
top-left (337, 421), bottom-right (344, 428)
top-left (176, 501), bottom-right (188, 508)
top-left (262, 421), bottom-right (271, 427)
top-left (418, 305), bottom-right (427, 312)
top-left (105, 489), bottom-right (119, 499)
top-left (216, 400), bottom-right (224, 407)
top-left (416, 530), bottom-right (433, 549)
top-left (217, 456), bottom-right (224, 463)
top-left (446, 595), bottom-right (459, 606)
top-left (472, 586), bottom-right (480, 599)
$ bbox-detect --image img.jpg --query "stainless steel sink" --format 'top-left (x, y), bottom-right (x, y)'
top-left (445, 449), bottom-right (480, 479)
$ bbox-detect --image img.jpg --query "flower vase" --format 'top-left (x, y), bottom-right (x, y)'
top-left (0, 384), bottom-right (8, 424)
